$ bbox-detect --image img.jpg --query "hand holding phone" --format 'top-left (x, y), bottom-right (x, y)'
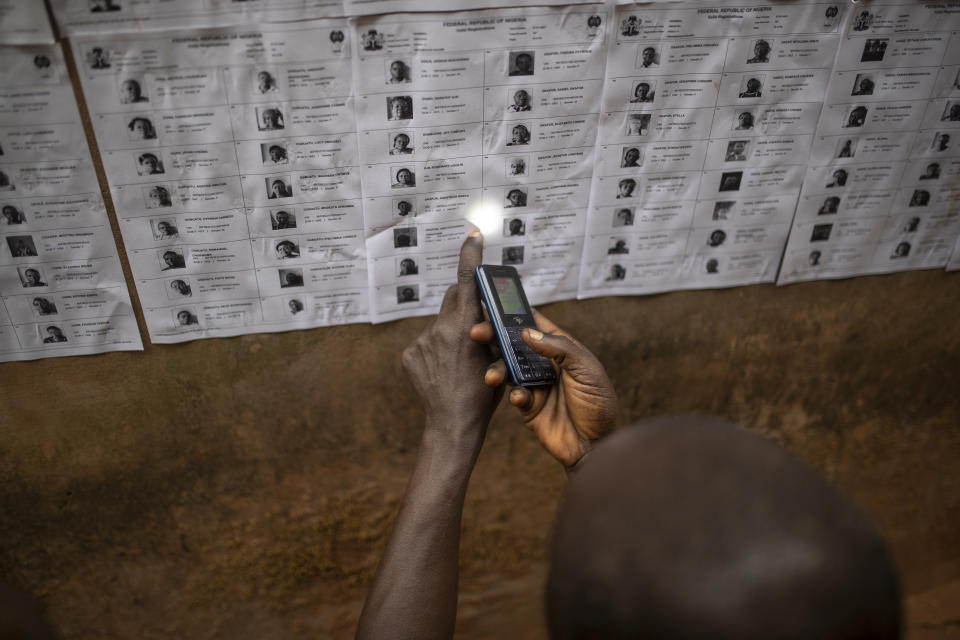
top-left (475, 264), bottom-right (555, 386)
top-left (468, 299), bottom-right (619, 469)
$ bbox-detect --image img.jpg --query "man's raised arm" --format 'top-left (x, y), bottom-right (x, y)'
top-left (356, 231), bottom-right (502, 640)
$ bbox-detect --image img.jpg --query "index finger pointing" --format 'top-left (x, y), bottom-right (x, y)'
top-left (456, 230), bottom-right (484, 315)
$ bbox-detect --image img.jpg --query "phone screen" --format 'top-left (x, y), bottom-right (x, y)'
top-left (492, 275), bottom-right (526, 315)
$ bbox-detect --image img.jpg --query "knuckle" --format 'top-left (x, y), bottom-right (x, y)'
top-left (414, 333), bottom-right (431, 350)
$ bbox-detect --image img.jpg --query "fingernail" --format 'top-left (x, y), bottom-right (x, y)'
top-left (527, 329), bottom-right (543, 340)
top-left (468, 230), bottom-right (481, 238)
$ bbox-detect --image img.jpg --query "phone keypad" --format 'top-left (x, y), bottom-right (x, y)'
top-left (505, 326), bottom-right (555, 383)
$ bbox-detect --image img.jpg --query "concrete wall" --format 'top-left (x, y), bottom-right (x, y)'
top-left (1, 269), bottom-right (958, 638)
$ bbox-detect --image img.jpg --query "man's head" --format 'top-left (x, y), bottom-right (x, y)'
top-left (276, 240), bottom-right (296, 257)
top-left (746, 78), bottom-right (761, 93)
top-left (170, 279), bottom-right (190, 295)
top-left (24, 268), bottom-right (41, 284)
top-left (641, 47), bottom-right (655, 66)
top-left (162, 250), bottom-right (180, 267)
top-left (257, 71), bottom-right (274, 93)
top-left (390, 60), bottom-right (407, 81)
top-left (618, 179), bottom-right (636, 197)
top-left (269, 145), bottom-right (286, 162)
top-left (121, 79), bottom-right (142, 102)
top-left (397, 200), bottom-right (412, 215)
top-left (753, 40), bottom-right (770, 59)
top-left (511, 125), bottom-right (530, 144)
top-left (546, 417), bottom-right (901, 640)
top-left (634, 82), bottom-right (650, 98)
top-left (514, 53), bottom-right (533, 73)
top-left (507, 189), bottom-right (525, 207)
top-left (508, 218), bottom-right (523, 234)
top-left (46, 326), bottom-right (63, 339)
top-left (513, 90), bottom-right (530, 108)
top-left (737, 112), bottom-right (754, 128)
top-left (396, 168), bottom-right (413, 185)
top-left (128, 117), bottom-right (154, 139)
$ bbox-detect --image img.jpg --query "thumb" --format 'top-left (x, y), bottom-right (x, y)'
top-left (521, 328), bottom-right (587, 372)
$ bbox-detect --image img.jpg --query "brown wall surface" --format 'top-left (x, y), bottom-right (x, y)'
top-left (1, 270), bottom-right (959, 639)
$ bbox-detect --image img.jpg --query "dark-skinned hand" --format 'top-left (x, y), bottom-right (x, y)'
top-left (469, 309), bottom-right (618, 469)
top-left (401, 231), bottom-right (503, 447)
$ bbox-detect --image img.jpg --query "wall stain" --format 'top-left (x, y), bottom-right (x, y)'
top-left (0, 270), bottom-right (958, 639)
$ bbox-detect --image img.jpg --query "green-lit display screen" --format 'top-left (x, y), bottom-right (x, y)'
top-left (493, 276), bottom-right (525, 315)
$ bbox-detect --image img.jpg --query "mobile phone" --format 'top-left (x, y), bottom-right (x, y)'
top-left (475, 264), bottom-right (556, 386)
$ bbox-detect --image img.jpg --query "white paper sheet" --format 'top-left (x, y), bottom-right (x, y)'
top-left (49, 0), bottom-right (603, 35)
top-left (0, 44), bottom-right (142, 361)
top-left (354, 6), bottom-right (608, 322)
top-left (578, 0), bottom-right (843, 298)
top-left (72, 21), bottom-right (369, 343)
top-left (344, 0), bottom-right (601, 17)
top-left (0, 0), bottom-right (54, 45)
top-left (50, 0), bottom-right (344, 37)
top-left (777, 0), bottom-right (960, 284)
